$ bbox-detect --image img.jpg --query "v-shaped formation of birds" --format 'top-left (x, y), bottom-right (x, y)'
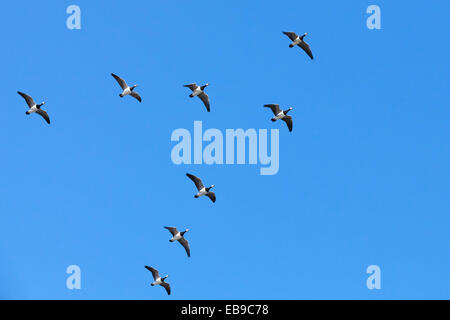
top-left (17, 31), bottom-right (314, 296)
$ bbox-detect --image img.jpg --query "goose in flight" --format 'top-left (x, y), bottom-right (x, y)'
top-left (186, 173), bottom-right (216, 203)
top-left (17, 91), bottom-right (50, 124)
top-left (111, 73), bottom-right (142, 102)
top-left (145, 266), bottom-right (171, 295)
top-left (265, 104), bottom-right (293, 132)
top-left (184, 83), bottom-right (210, 112)
top-left (282, 32), bottom-right (314, 60)
top-left (164, 227), bottom-right (190, 258)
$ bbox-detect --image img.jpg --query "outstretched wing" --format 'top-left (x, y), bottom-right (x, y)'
top-left (17, 91), bottom-right (35, 108)
top-left (130, 91), bottom-right (142, 102)
top-left (283, 31), bottom-right (298, 42)
top-left (111, 73), bottom-right (128, 90)
top-left (183, 83), bottom-right (199, 92)
top-left (145, 266), bottom-right (159, 280)
top-left (164, 227), bottom-right (178, 236)
top-left (179, 238), bottom-right (191, 257)
top-left (198, 92), bottom-right (210, 112)
top-left (161, 282), bottom-right (171, 295)
top-left (36, 109), bottom-right (50, 124)
top-left (264, 104), bottom-right (281, 116)
top-left (186, 173), bottom-right (204, 191)
top-left (282, 115), bottom-right (293, 132)
top-left (299, 41), bottom-right (314, 60)
top-left (206, 192), bottom-right (216, 203)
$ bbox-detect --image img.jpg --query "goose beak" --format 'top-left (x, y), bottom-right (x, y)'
top-left (186, 229), bottom-right (190, 232)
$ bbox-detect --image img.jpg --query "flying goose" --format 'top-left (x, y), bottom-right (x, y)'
top-left (111, 73), bottom-right (142, 102)
top-left (145, 266), bottom-right (171, 295)
top-left (164, 226), bottom-right (190, 257)
top-left (282, 32), bottom-right (314, 60)
top-left (184, 83), bottom-right (210, 112)
top-left (265, 104), bottom-right (293, 132)
top-left (17, 91), bottom-right (50, 124)
top-left (186, 173), bottom-right (216, 203)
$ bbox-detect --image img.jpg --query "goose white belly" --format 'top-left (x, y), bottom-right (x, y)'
top-left (197, 188), bottom-right (208, 197)
top-left (172, 233), bottom-right (182, 241)
top-left (122, 87), bottom-right (131, 96)
top-left (191, 89), bottom-right (202, 97)
top-left (29, 106), bottom-right (38, 113)
top-left (274, 112), bottom-right (285, 120)
top-left (292, 37), bottom-right (302, 46)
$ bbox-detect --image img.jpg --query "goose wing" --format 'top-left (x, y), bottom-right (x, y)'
top-left (299, 41), bottom-right (314, 60)
top-left (36, 109), bottom-right (50, 124)
top-left (264, 104), bottom-right (281, 116)
top-left (186, 173), bottom-right (204, 191)
top-left (161, 282), bottom-right (171, 295)
top-left (111, 73), bottom-right (128, 90)
top-left (130, 91), bottom-right (142, 102)
top-left (206, 192), bottom-right (216, 203)
top-left (164, 226), bottom-right (179, 236)
top-left (283, 31), bottom-right (299, 42)
top-left (282, 115), bottom-right (293, 132)
top-left (179, 238), bottom-right (191, 257)
top-left (198, 92), bottom-right (210, 112)
top-left (145, 266), bottom-right (159, 280)
top-left (17, 91), bottom-right (35, 108)
top-left (184, 83), bottom-right (199, 92)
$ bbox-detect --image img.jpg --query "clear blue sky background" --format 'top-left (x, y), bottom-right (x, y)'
top-left (0, 0), bottom-right (449, 300)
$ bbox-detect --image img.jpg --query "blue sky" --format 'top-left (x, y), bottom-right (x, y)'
top-left (0, 0), bottom-right (449, 299)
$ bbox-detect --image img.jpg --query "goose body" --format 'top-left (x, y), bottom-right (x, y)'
top-left (265, 104), bottom-right (294, 132)
top-left (121, 87), bottom-right (132, 97)
top-left (164, 227), bottom-right (191, 257)
top-left (184, 83), bottom-right (210, 112)
top-left (282, 31), bottom-right (314, 60)
top-left (145, 266), bottom-right (171, 295)
top-left (190, 87), bottom-right (203, 97)
top-left (186, 173), bottom-right (216, 203)
top-left (111, 73), bottom-right (142, 102)
top-left (18, 91), bottom-right (50, 124)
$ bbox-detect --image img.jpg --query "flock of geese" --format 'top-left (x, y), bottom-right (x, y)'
top-left (17, 31), bottom-right (314, 296)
